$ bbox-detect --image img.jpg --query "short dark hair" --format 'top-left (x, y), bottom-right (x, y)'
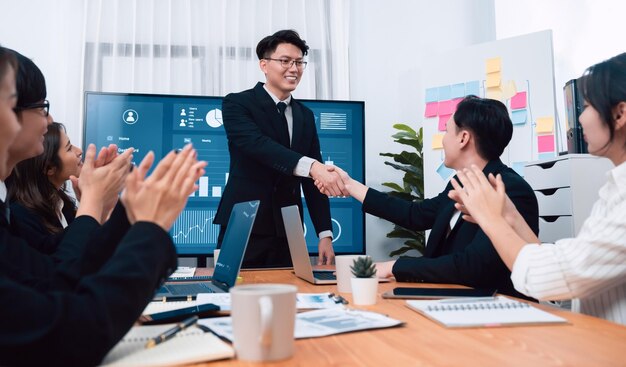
top-left (578, 52), bottom-right (626, 144)
top-left (8, 48), bottom-right (47, 108)
top-left (452, 95), bottom-right (513, 160)
top-left (0, 46), bottom-right (18, 83)
top-left (256, 29), bottom-right (309, 60)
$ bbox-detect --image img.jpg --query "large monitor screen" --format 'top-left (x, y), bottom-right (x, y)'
top-left (83, 92), bottom-right (365, 257)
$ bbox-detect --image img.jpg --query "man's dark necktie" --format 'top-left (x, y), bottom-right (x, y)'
top-left (276, 102), bottom-right (291, 147)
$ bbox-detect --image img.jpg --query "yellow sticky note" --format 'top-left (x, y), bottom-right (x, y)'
top-left (486, 86), bottom-right (503, 101)
top-left (536, 117), bottom-right (554, 134)
top-left (432, 134), bottom-right (444, 150)
top-left (486, 72), bottom-right (501, 88)
top-left (502, 80), bottom-right (517, 100)
top-left (486, 57), bottom-right (501, 73)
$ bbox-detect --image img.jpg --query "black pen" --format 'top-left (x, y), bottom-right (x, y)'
top-left (145, 316), bottom-right (198, 349)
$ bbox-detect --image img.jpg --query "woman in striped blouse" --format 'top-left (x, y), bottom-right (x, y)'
top-left (449, 52), bottom-right (626, 325)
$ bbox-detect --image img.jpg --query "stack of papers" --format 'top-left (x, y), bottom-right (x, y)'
top-left (200, 308), bottom-right (403, 340)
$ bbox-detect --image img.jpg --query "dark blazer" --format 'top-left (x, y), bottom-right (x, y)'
top-left (0, 201), bottom-right (132, 292)
top-left (215, 82), bottom-right (331, 237)
top-left (363, 159), bottom-right (539, 299)
top-left (0, 199), bottom-right (176, 366)
top-left (9, 201), bottom-right (77, 254)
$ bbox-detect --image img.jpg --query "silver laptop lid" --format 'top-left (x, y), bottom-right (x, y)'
top-left (281, 205), bottom-right (316, 283)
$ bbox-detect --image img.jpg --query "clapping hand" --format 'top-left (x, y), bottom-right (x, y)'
top-left (75, 144), bottom-right (134, 223)
top-left (70, 144), bottom-right (119, 201)
top-left (448, 165), bottom-right (507, 226)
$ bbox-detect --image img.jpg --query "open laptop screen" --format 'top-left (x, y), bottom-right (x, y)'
top-left (212, 200), bottom-right (259, 288)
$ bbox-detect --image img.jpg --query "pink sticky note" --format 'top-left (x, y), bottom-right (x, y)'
top-left (510, 91), bottom-right (527, 109)
top-left (438, 114), bottom-right (451, 131)
top-left (425, 102), bottom-right (438, 117)
top-left (438, 100), bottom-right (454, 115)
top-left (452, 98), bottom-right (463, 112)
top-left (537, 135), bottom-right (555, 153)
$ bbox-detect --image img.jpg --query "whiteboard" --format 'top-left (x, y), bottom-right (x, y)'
top-left (421, 30), bottom-right (557, 199)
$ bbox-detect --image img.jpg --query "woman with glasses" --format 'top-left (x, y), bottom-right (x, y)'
top-left (449, 53), bottom-right (626, 325)
top-left (7, 122), bottom-right (83, 254)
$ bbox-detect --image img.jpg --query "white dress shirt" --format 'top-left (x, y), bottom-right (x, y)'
top-left (0, 181), bottom-right (6, 202)
top-left (57, 199), bottom-right (69, 229)
top-left (263, 86), bottom-right (332, 240)
top-left (511, 160), bottom-right (626, 325)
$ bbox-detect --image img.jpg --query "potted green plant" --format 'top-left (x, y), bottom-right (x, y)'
top-left (379, 124), bottom-right (426, 256)
top-left (350, 256), bottom-right (378, 305)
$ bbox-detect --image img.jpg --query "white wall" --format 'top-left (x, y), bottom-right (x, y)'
top-left (0, 0), bottom-right (85, 146)
top-left (495, 0), bottom-right (626, 150)
top-left (349, 0), bottom-right (495, 260)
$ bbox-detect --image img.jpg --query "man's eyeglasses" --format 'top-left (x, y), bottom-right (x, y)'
top-left (264, 58), bottom-right (308, 70)
top-left (14, 100), bottom-right (50, 117)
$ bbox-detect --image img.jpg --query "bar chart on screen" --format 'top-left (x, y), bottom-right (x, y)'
top-left (173, 134), bottom-right (230, 200)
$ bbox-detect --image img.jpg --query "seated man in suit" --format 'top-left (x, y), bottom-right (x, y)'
top-left (215, 30), bottom-right (347, 268)
top-left (325, 96), bottom-right (539, 299)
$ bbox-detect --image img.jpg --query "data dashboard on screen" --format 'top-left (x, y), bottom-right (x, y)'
top-left (83, 92), bottom-right (365, 257)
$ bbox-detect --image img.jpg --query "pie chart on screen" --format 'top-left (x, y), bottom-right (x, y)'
top-left (206, 108), bottom-right (223, 128)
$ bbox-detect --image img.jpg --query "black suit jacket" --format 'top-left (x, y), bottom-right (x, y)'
top-left (363, 159), bottom-right (539, 299)
top-left (1, 202), bottom-right (133, 291)
top-left (9, 201), bottom-right (76, 254)
top-left (215, 82), bottom-right (331, 237)
top-left (0, 199), bottom-right (176, 366)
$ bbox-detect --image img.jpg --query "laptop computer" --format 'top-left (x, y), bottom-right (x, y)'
top-left (281, 205), bottom-right (339, 285)
top-left (282, 205), bottom-right (391, 285)
top-left (153, 200), bottom-right (260, 301)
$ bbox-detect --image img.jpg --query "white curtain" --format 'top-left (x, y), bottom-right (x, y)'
top-left (82, 0), bottom-right (351, 100)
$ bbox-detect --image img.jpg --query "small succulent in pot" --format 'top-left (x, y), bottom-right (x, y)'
top-left (350, 256), bottom-right (377, 278)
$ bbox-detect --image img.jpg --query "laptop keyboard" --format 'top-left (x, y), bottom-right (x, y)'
top-left (165, 283), bottom-right (216, 295)
top-left (313, 271), bottom-right (336, 280)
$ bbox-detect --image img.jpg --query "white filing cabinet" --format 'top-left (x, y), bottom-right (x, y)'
top-left (524, 154), bottom-right (613, 243)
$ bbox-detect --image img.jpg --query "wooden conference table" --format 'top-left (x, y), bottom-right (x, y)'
top-left (193, 268), bottom-right (626, 366)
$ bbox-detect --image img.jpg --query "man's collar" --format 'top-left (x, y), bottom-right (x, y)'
top-left (263, 84), bottom-right (292, 105)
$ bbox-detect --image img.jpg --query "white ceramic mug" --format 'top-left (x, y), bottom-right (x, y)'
top-left (335, 255), bottom-right (362, 293)
top-left (230, 284), bottom-right (297, 362)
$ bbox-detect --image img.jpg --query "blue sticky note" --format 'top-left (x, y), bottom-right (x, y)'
top-left (512, 162), bottom-right (526, 177)
top-left (436, 161), bottom-right (455, 181)
top-left (465, 80), bottom-right (480, 96)
top-left (538, 152), bottom-right (556, 161)
top-left (451, 83), bottom-right (465, 99)
top-left (511, 109), bottom-right (527, 125)
top-left (438, 86), bottom-right (452, 101)
top-left (425, 88), bottom-right (438, 103)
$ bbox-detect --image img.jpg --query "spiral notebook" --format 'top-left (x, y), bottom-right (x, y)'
top-left (406, 296), bottom-right (568, 328)
top-left (99, 324), bottom-right (234, 366)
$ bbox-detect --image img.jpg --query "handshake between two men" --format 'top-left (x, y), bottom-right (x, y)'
top-left (310, 161), bottom-right (368, 202)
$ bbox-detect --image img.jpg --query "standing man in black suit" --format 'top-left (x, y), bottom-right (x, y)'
top-left (325, 96), bottom-right (539, 299)
top-left (215, 30), bottom-right (346, 268)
